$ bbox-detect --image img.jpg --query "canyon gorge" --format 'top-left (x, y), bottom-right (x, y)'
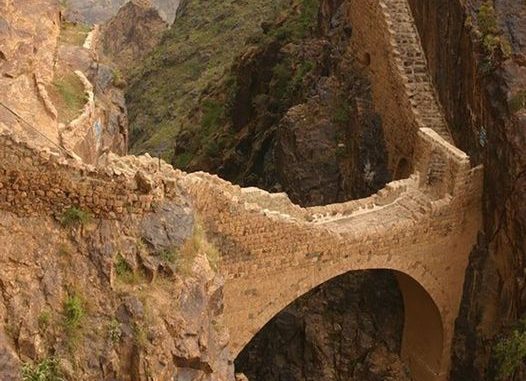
top-left (0, 0), bottom-right (524, 380)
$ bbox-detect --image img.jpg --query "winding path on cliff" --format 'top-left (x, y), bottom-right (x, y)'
top-left (0, 0), bottom-right (483, 380)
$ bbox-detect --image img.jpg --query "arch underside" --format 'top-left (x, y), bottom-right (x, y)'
top-left (210, 193), bottom-right (481, 381)
top-left (233, 269), bottom-right (445, 381)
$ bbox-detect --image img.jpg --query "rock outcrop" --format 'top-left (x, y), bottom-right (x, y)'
top-left (100, 1), bottom-right (168, 71)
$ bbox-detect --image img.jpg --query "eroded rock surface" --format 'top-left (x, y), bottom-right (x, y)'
top-left (0, 199), bottom-right (234, 381)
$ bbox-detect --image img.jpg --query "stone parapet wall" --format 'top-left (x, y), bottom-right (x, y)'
top-left (0, 130), bottom-right (182, 217)
top-left (348, 0), bottom-right (419, 172)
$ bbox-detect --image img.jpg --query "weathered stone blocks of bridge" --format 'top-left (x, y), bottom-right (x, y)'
top-left (181, 127), bottom-right (482, 381)
top-left (348, 0), bottom-right (454, 174)
top-left (178, 0), bottom-right (484, 379)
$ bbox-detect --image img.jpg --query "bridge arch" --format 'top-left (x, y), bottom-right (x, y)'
top-left (223, 257), bottom-right (451, 381)
top-left (233, 268), bottom-right (445, 380)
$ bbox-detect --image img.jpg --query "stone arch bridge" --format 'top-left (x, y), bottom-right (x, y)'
top-left (0, 0), bottom-right (482, 380)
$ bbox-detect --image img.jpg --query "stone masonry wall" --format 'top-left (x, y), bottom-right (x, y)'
top-left (0, 129), bottom-right (182, 218)
top-left (348, 0), bottom-right (454, 173)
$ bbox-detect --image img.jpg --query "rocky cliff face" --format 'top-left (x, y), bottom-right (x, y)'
top-left (407, 0), bottom-right (526, 379)
top-left (0, 200), bottom-right (234, 381)
top-left (159, 0), bottom-right (391, 204)
top-left (0, 0), bottom-right (61, 144)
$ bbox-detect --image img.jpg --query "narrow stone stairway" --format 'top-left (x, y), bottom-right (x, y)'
top-left (380, 0), bottom-right (454, 144)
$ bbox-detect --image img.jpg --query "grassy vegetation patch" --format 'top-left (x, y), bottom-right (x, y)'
top-left (48, 72), bottom-right (88, 124)
top-left (63, 294), bottom-right (84, 330)
top-left (158, 247), bottom-right (178, 263)
top-left (133, 321), bottom-right (148, 349)
top-left (108, 318), bottom-right (122, 344)
top-left (126, 0), bottom-right (295, 157)
top-left (21, 357), bottom-right (63, 381)
top-left (62, 292), bottom-right (85, 349)
top-left (115, 253), bottom-right (134, 280)
top-left (493, 319), bottom-right (526, 379)
top-left (59, 21), bottom-right (90, 46)
top-left (179, 224), bottom-right (221, 273)
top-left (270, 0), bottom-right (320, 41)
top-left (476, 1), bottom-right (512, 68)
top-left (60, 207), bottom-right (91, 227)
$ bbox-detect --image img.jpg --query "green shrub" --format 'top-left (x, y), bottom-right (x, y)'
top-left (509, 91), bottom-right (526, 113)
top-left (204, 140), bottom-right (221, 157)
top-left (477, 1), bottom-right (512, 63)
top-left (21, 357), bottom-right (63, 381)
top-left (114, 254), bottom-right (141, 284)
top-left (133, 322), bottom-right (148, 348)
top-left (63, 294), bottom-right (84, 331)
top-left (60, 207), bottom-right (91, 227)
top-left (108, 318), bottom-right (122, 343)
top-left (173, 152), bottom-right (193, 168)
top-left (115, 254), bottom-right (132, 276)
top-left (201, 100), bottom-right (224, 132)
top-left (158, 247), bottom-right (178, 263)
top-left (38, 311), bottom-right (51, 332)
top-left (493, 320), bottom-right (526, 379)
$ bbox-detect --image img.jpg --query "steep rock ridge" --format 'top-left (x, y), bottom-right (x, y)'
top-left (126, 0), bottom-right (297, 156)
top-left (406, 1), bottom-right (526, 379)
top-left (0, 1), bottom-right (128, 162)
top-left (64, 0), bottom-right (181, 24)
top-left (100, 1), bottom-right (168, 71)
